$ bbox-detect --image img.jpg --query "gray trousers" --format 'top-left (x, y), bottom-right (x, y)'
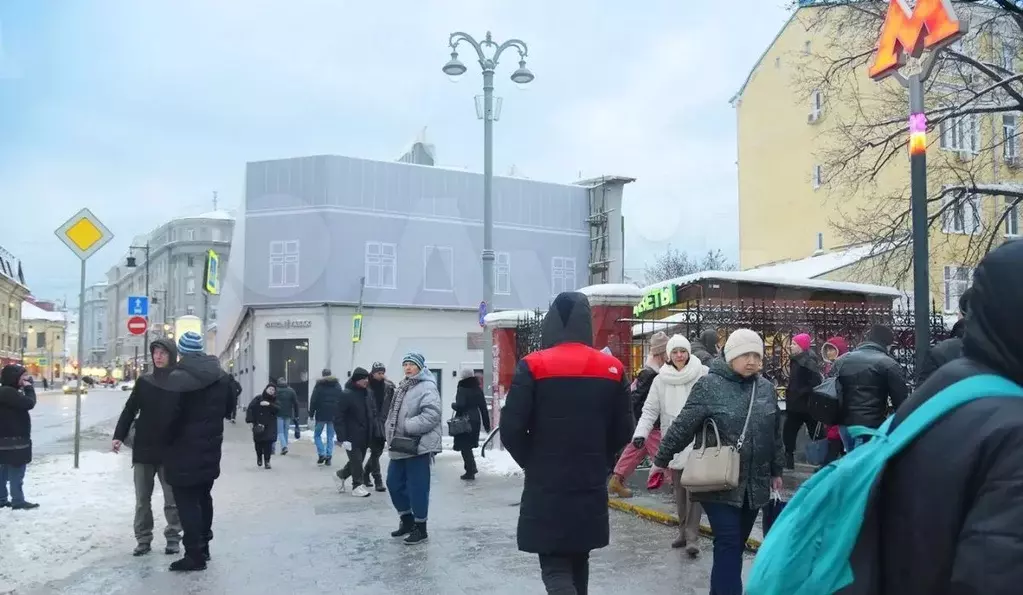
top-left (671, 470), bottom-right (704, 541)
top-left (133, 464), bottom-right (181, 546)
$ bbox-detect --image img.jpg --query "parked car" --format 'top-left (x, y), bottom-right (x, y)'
top-left (63, 380), bottom-right (88, 395)
top-left (120, 380), bottom-right (135, 392)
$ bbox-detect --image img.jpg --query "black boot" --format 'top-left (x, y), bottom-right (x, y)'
top-left (390, 513), bottom-right (414, 538)
top-left (324, 456), bottom-right (332, 466)
top-left (202, 544), bottom-right (211, 561)
top-left (404, 521), bottom-right (428, 545)
top-left (257, 455), bottom-right (263, 467)
top-left (374, 475), bottom-right (387, 492)
top-left (785, 452), bottom-right (795, 470)
top-left (317, 455), bottom-right (325, 465)
top-left (169, 551), bottom-right (207, 572)
top-left (264, 460), bottom-right (272, 470)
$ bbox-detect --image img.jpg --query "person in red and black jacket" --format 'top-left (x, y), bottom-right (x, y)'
top-left (501, 291), bottom-right (634, 595)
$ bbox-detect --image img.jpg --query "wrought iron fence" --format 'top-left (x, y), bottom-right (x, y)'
top-left (514, 309), bottom-right (545, 361)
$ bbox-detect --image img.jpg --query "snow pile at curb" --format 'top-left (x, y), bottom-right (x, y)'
top-left (0, 452), bottom-right (135, 592)
top-left (476, 448), bottom-right (522, 477)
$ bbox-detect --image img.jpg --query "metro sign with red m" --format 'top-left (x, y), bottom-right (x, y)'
top-left (868, 0), bottom-right (966, 81)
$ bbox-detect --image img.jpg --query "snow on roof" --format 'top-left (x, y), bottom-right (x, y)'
top-left (644, 269), bottom-right (902, 298)
top-left (743, 243), bottom-right (894, 280)
top-left (483, 310), bottom-right (539, 324)
top-left (179, 210), bottom-right (234, 221)
top-left (578, 284), bottom-right (644, 299)
top-left (573, 175), bottom-right (637, 187)
top-left (22, 300), bottom-right (65, 322)
top-left (632, 313), bottom-right (687, 337)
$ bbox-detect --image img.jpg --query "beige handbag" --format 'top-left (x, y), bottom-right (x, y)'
top-left (679, 383), bottom-right (756, 493)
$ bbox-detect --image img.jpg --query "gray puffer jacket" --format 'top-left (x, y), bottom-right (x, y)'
top-left (654, 357), bottom-right (785, 510)
top-left (385, 370), bottom-right (442, 460)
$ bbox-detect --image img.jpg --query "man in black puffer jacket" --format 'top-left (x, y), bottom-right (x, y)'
top-left (112, 338), bottom-right (183, 556)
top-left (917, 287), bottom-right (971, 385)
top-left (0, 364), bottom-right (38, 510)
top-left (828, 324), bottom-right (909, 451)
top-left (157, 331), bottom-right (233, 572)
top-left (334, 367), bottom-right (375, 498)
top-left (845, 239), bottom-right (1023, 594)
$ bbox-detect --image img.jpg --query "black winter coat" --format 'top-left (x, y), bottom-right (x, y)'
top-left (159, 354), bottom-right (233, 487)
top-left (502, 292), bottom-right (634, 555)
top-left (333, 380), bottom-right (375, 450)
top-left (690, 329), bottom-right (719, 364)
top-left (631, 366), bottom-right (659, 425)
top-left (785, 351), bottom-right (822, 413)
top-left (309, 377), bottom-right (344, 422)
top-left (844, 241), bottom-right (1023, 594)
top-left (368, 378), bottom-right (394, 440)
top-left (274, 385), bottom-right (300, 420)
top-left (113, 377), bottom-right (180, 465)
top-left (246, 392), bottom-right (279, 442)
top-left (917, 319), bottom-right (965, 385)
top-left (452, 377), bottom-right (491, 451)
top-left (0, 368), bottom-right (35, 466)
top-left (830, 342), bottom-right (909, 428)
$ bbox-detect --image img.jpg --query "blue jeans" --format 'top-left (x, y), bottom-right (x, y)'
top-left (838, 426), bottom-right (870, 452)
top-left (0, 463), bottom-right (28, 504)
top-left (277, 417), bottom-right (291, 450)
top-left (386, 455), bottom-right (432, 522)
top-left (703, 500), bottom-right (759, 595)
top-left (314, 421), bottom-right (335, 457)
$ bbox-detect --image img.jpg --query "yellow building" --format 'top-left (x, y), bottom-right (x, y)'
top-left (21, 300), bottom-right (67, 381)
top-left (733, 2), bottom-right (1022, 314)
top-left (0, 248), bottom-right (30, 368)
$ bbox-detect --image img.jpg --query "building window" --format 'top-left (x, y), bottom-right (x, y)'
top-left (423, 245), bottom-right (454, 292)
top-left (495, 252), bottom-right (511, 295)
top-left (942, 193), bottom-right (981, 235)
top-left (939, 114), bottom-right (979, 154)
top-left (365, 242), bottom-right (397, 289)
top-left (803, 40), bottom-right (811, 55)
top-left (1006, 197), bottom-right (1021, 237)
top-left (269, 240), bottom-right (300, 288)
top-left (812, 165), bottom-right (823, 190)
top-left (184, 228), bottom-right (196, 241)
top-left (187, 255), bottom-right (195, 268)
top-left (186, 278), bottom-right (196, 295)
top-left (1004, 114), bottom-right (1019, 162)
top-left (35, 332), bottom-right (45, 349)
top-left (809, 89), bottom-right (823, 122)
top-left (186, 306), bottom-right (196, 315)
top-left (551, 257), bottom-right (577, 294)
top-left (943, 266), bottom-right (973, 312)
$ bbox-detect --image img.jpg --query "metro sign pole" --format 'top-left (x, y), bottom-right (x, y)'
top-left (868, 0), bottom-right (965, 377)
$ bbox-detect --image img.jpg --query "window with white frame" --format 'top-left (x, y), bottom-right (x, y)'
top-left (1006, 197), bottom-right (1021, 236)
top-left (942, 193), bottom-right (981, 235)
top-left (943, 266), bottom-right (973, 313)
top-left (186, 278), bottom-right (196, 295)
top-left (423, 245), bottom-right (454, 292)
top-left (185, 228), bottom-right (196, 241)
top-left (1005, 114), bottom-right (1019, 162)
top-left (186, 305), bottom-right (196, 315)
top-left (939, 114), bottom-right (979, 154)
top-left (812, 165), bottom-right (823, 190)
top-left (365, 242), bottom-right (397, 289)
top-left (269, 240), bottom-right (300, 288)
top-left (810, 89), bottom-right (823, 120)
top-left (212, 227), bottom-right (222, 242)
top-left (551, 257), bottom-right (577, 294)
top-left (495, 252), bottom-right (511, 295)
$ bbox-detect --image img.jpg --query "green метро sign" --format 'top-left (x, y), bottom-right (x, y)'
top-left (633, 284), bottom-right (678, 317)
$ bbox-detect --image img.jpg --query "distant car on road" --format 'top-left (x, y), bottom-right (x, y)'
top-left (63, 380), bottom-right (88, 395)
top-left (120, 380), bottom-right (135, 392)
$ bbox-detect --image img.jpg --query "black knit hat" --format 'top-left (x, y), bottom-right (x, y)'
top-left (350, 367), bottom-right (370, 382)
top-left (371, 362), bottom-right (385, 373)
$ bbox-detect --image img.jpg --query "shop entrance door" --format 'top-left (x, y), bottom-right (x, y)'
top-left (268, 338), bottom-right (310, 424)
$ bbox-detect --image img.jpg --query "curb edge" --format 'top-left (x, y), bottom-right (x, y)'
top-left (607, 499), bottom-right (761, 552)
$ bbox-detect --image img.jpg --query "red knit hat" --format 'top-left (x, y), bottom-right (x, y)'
top-left (792, 333), bottom-right (812, 353)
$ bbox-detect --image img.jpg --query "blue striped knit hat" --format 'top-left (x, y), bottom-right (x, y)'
top-left (402, 351), bottom-right (426, 370)
top-left (178, 331), bottom-right (205, 355)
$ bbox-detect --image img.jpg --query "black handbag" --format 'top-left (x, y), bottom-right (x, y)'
top-left (389, 436), bottom-right (420, 455)
top-left (253, 423), bottom-right (266, 434)
top-left (447, 413), bottom-right (473, 436)
top-left (808, 377), bottom-right (843, 425)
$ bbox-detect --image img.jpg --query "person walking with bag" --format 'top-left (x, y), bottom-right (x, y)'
top-left (334, 367), bottom-right (375, 498)
top-left (782, 333), bottom-right (823, 469)
top-left (651, 328), bottom-right (785, 595)
top-left (384, 352), bottom-right (442, 545)
top-left (246, 384), bottom-right (279, 469)
top-left (636, 334), bottom-right (708, 554)
top-left (451, 368), bottom-right (491, 481)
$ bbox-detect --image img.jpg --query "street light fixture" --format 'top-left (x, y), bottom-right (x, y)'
top-left (442, 30), bottom-right (533, 419)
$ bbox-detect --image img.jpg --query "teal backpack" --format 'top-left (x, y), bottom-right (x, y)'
top-left (747, 374), bottom-right (1023, 595)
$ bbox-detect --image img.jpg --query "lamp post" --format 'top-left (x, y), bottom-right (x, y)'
top-left (126, 242), bottom-right (151, 371)
top-left (20, 324), bottom-right (32, 361)
top-left (442, 31), bottom-right (534, 412)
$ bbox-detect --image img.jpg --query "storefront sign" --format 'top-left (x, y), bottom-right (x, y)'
top-left (466, 332), bottom-right (484, 350)
top-left (264, 320), bottom-right (312, 330)
top-left (633, 285), bottom-right (679, 317)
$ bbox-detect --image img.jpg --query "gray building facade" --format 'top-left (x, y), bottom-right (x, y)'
top-left (79, 282), bottom-right (107, 364)
top-left (104, 212), bottom-right (234, 365)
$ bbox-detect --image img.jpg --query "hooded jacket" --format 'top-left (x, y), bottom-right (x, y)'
top-left (844, 239), bottom-right (1023, 594)
top-left (157, 353), bottom-right (233, 487)
top-left (821, 336), bottom-right (849, 376)
top-left (113, 338), bottom-right (182, 465)
top-left (309, 376), bottom-right (344, 423)
top-left (245, 385), bottom-right (280, 442)
top-left (633, 354), bottom-right (709, 462)
top-left (690, 329), bottom-right (719, 364)
top-left (785, 350), bottom-right (823, 414)
top-left (829, 341), bottom-right (909, 428)
top-left (452, 375), bottom-right (491, 451)
top-left (0, 364), bottom-right (36, 466)
top-left (334, 378), bottom-right (376, 450)
top-left (917, 318), bottom-right (966, 385)
top-left (501, 291), bottom-right (634, 555)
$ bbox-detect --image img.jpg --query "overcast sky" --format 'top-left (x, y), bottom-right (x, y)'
top-left (0, 0), bottom-right (792, 299)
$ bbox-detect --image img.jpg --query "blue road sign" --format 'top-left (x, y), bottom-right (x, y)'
top-left (478, 301), bottom-right (487, 327)
top-left (127, 296), bottom-right (149, 317)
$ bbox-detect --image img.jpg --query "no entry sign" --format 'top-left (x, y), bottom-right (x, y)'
top-left (127, 316), bottom-right (148, 336)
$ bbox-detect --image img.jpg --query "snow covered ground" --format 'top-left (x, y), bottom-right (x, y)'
top-left (0, 452), bottom-right (135, 592)
top-left (435, 438), bottom-right (523, 478)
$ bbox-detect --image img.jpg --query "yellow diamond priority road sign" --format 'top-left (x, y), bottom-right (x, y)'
top-left (55, 208), bottom-right (113, 260)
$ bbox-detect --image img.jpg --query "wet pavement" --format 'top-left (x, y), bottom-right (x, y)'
top-left (30, 388), bottom-right (129, 455)
top-left (13, 425), bottom-right (752, 594)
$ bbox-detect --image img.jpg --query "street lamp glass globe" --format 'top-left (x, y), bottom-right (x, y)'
top-left (510, 62), bottom-right (534, 86)
top-left (442, 52), bottom-right (467, 79)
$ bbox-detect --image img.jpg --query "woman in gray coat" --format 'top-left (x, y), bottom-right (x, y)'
top-left (652, 328), bottom-right (785, 595)
top-left (383, 351), bottom-right (442, 546)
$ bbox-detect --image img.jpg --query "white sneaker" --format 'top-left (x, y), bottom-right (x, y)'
top-left (334, 472), bottom-right (346, 493)
top-left (352, 485), bottom-right (371, 498)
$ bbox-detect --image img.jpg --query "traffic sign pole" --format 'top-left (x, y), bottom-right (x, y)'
top-left (74, 259), bottom-right (85, 470)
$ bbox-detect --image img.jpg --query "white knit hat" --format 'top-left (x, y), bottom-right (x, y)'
top-left (723, 329), bottom-right (764, 363)
top-left (666, 334), bottom-right (691, 355)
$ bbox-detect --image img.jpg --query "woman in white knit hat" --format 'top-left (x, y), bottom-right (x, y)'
top-left (634, 334), bottom-right (708, 555)
top-left (650, 328), bottom-right (785, 595)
